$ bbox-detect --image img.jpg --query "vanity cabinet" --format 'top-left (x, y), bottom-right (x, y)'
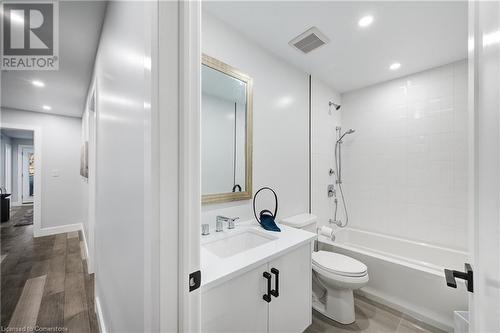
top-left (201, 243), bottom-right (312, 333)
top-left (268, 244), bottom-right (311, 332)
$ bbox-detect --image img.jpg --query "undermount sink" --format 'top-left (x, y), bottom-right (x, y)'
top-left (203, 229), bottom-right (277, 258)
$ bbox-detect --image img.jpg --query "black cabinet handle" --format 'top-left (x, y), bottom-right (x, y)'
top-left (263, 272), bottom-right (272, 303)
top-left (270, 268), bottom-right (279, 297)
top-left (444, 263), bottom-right (473, 293)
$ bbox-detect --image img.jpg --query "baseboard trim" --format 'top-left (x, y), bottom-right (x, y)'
top-left (95, 297), bottom-right (107, 333)
top-left (80, 227), bottom-right (91, 273)
top-left (34, 223), bottom-right (82, 238)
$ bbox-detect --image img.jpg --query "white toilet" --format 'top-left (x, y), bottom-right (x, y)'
top-left (281, 214), bottom-right (369, 325)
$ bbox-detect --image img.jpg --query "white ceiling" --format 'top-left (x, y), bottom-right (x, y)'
top-left (1, 1), bottom-right (107, 118)
top-left (204, 1), bottom-right (468, 93)
top-left (1, 128), bottom-right (34, 140)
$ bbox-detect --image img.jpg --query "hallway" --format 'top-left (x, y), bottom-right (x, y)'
top-left (1, 217), bottom-right (98, 332)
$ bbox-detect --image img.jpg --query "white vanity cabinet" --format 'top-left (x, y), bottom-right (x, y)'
top-left (268, 243), bottom-right (311, 332)
top-left (201, 243), bottom-right (312, 333)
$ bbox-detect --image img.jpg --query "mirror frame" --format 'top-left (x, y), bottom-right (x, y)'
top-left (202, 54), bottom-right (253, 204)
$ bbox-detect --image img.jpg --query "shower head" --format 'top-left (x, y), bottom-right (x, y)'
top-left (338, 128), bottom-right (356, 141)
top-left (329, 102), bottom-right (341, 110)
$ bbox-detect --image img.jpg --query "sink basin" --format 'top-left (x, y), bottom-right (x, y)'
top-left (203, 229), bottom-right (276, 258)
top-left (0, 194), bottom-right (11, 199)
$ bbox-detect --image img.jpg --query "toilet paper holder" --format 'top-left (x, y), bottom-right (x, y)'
top-left (317, 226), bottom-right (335, 241)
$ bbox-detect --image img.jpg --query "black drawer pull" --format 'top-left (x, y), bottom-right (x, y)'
top-left (270, 268), bottom-right (279, 297)
top-left (263, 272), bottom-right (272, 303)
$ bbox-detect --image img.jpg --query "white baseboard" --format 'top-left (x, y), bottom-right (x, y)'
top-left (95, 297), bottom-right (107, 333)
top-left (34, 223), bottom-right (82, 237)
top-left (80, 227), bottom-right (92, 273)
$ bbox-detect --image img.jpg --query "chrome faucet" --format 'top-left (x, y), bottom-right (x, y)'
top-left (216, 215), bottom-right (240, 231)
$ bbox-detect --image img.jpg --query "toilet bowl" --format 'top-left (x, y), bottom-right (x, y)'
top-left (312, 251), bottom-right (369, 324)
top-left (280, 214), bottom-right (369, 325)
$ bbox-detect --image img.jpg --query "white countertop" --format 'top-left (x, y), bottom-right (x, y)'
top-left (201, 220), bottom-right (316, 291)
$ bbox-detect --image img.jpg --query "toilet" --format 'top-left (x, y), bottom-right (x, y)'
top-left (281, 214), bottom-right (369, 325)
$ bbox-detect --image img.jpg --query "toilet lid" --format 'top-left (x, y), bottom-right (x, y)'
top-left (312, 251), bottom-right (367, 277)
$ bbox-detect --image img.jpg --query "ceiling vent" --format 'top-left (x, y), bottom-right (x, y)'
top-left (289, 27), bottom-right (329, 54)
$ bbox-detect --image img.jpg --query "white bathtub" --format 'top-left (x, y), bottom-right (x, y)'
top-left (318, 227), bottom-right (468, 332)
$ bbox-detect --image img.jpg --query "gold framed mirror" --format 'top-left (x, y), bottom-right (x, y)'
top-left (201, 54), bottom-right (253, 204)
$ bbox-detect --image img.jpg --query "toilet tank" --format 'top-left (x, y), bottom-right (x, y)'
top-left (281, 213), bottom-right (317, 233)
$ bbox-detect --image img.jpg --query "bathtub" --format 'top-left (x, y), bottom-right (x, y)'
top-left (318, 227), bottom-right (468, 332)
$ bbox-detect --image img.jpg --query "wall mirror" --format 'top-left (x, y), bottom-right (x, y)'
top-left (202, 54), bottom-right (253, 204)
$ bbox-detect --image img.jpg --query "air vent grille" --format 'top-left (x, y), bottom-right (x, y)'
top-left (289, 27), bottom-right (329, 54)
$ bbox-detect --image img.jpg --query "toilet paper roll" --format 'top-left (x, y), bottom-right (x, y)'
top-left (318, 226), bottom-right (334, 238)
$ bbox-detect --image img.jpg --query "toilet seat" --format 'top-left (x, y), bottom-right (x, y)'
top-left (312, 251), bottom-right (367, 277)
top-left (312, 262), bottom-right (369, 288)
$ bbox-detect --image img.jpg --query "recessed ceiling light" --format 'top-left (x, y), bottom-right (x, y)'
top-left (358, 15), bottom-right (374, 28)
top-left (32, 80), bottom-right (45, 87)
top-left (389, 62), bottom-right (401, 70)
top-left (42, 105), bottom-right (52, 111)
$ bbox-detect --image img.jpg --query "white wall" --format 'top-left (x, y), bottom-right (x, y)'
top-left (311, 78), bottom-right (342, 227)
top-left (337, 61), bottom-right (468, 250)
top-left (92, 1), bottom-right (155, 332)
top-left (1, 108), bottom-right (86, 229)
top-left (201, 12), bottom-right (309, 226)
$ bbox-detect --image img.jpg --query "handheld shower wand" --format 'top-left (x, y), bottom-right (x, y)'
top-left (330, 126), bottom-right (355, 228)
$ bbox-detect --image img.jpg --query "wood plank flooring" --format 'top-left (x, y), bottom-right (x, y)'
top-left (1, 207), bottom-right (98, 332)
top-left (306, 296), bottom-right (446, 333)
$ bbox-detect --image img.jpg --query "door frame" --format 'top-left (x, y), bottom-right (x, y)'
top-left (4, 143), bottom-right (12, 193)
top-left (84, 78), bottom-right (97, 275)
top-left (467, 1), bottom-right (500, 331)
top-left (467, 0), bottom-right (477, 328)
top-left (158, 0), bottom-right (201, 331)
top-left (1, 123), bottom-right (42, 236)
top-left (20, 145), bottom-right (34, 204)
top-left (178, 0), bottom-right (201, 331)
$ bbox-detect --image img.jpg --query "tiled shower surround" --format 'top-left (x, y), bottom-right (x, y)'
top-left (340, 61), bottom-right (468, 251)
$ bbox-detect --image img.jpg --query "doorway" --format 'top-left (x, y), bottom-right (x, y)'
top-left (0, 125), bottom-right (41, 235)
top-left (21, 146), bottom-right (34, 204)
top-left (4, 143), bottom-right (12, 193)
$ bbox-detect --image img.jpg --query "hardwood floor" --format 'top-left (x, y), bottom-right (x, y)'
top-left (1, 208), bottom-right (98, 333)
top-left (305, 296), bottom-right (446, 333)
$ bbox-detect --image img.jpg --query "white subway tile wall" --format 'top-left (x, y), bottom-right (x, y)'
top-left (311, 78), bottom-right (342, 228)
top-left (340, 61), bottom-right (468, 251)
